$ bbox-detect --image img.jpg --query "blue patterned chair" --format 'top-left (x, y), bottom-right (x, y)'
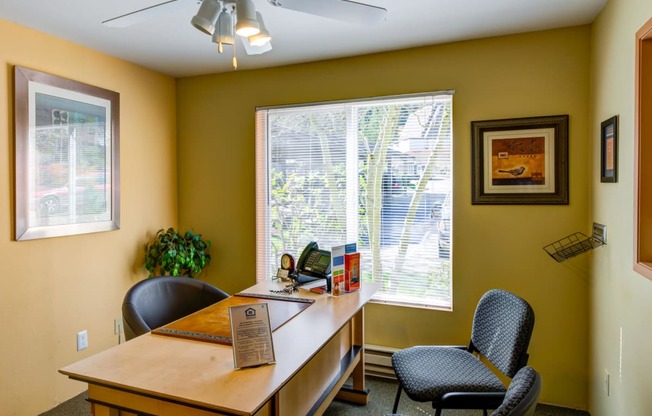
top-left (391, 289), bottom-right (535, 416)
top-left (491, 366), bottom-right (541, 416)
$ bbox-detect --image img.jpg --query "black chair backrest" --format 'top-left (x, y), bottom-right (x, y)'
top-left (471, 289), bottom-right (535, 378)
top-left (491, 366), bottom-right (542, 416)
top-left (122, 276), bottom-right (229, 340)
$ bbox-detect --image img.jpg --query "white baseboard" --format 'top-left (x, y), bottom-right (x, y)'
top-left (365, 344), bottom-right (399, 379)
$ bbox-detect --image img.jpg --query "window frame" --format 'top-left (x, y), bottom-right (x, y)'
top-left (256, 91), bottom-right (454, 309)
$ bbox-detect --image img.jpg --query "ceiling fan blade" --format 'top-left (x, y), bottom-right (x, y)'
top-left (269, 0), bottom-right (386, 25)
top-left (240, 37), bottom-right (273, 55)
top-left (102, 0), bottom-right (194, 28)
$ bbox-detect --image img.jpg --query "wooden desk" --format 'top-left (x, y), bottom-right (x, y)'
top-left (60, 281), bottom-right (379, 416)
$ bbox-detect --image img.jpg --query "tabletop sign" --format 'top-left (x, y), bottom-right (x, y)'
top-left (229, 303), bottom-right (276, 369)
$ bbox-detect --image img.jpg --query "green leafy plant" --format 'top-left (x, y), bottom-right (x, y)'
top-left (144, 228), bottom-right (212, 278)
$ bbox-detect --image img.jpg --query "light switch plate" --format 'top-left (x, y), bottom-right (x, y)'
top-left (593, 223), bottom-right (607, 244)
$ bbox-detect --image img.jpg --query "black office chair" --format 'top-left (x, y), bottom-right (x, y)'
top-left (391, 289), bottom-right (535, 416)
top-left (491, 366), bottom-right (541, 416)
top-left (122, 276), bottom-right (229, 341)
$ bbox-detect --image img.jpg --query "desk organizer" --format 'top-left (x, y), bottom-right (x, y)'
top-left (543, 223), bottom-right (607, 262)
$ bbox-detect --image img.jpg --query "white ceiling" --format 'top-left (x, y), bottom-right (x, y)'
top-left (1, 0), bottom-right (607, 78)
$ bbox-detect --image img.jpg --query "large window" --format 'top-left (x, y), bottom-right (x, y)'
top-left (256, 93), bottom-right (453, 309)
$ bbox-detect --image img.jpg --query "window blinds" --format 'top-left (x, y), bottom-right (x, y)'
top-left (256, 93), bottom-right (453, 309)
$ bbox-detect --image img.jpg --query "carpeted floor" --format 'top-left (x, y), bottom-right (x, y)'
top-left (40, 376), bottom-right (590, 416)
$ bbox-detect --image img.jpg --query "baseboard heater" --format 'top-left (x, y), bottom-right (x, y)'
top-left (364, 344), bottom-right (398, 379)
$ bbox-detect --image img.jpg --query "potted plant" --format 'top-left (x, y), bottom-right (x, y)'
top-left (144, 227), bottom-right (212, 278)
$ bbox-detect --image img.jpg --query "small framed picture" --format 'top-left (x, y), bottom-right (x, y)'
top-left (600, 115), bottom-right (618, 183)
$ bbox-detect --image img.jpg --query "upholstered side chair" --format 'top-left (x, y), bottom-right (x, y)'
top-left (391, 289), bottom-right (535, 416)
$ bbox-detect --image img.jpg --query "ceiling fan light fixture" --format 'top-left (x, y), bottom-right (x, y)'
top-left (235, 0), bottom-right (260, 37)
top-left (248, 12), bottom-right (271, 46)
top-left (191, 0), bottom-right (221, 35)
top-left (212, 8), bottom-right (235, 50)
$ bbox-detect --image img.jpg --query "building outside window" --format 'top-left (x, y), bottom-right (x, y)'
top-left (256, 93), bottom-right (453, 309)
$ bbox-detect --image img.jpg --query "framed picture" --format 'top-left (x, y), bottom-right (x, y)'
top-left (14, 66), bottom-right (120, 240)
top-left (600, 115), bottom-right (618, 183)
top-left (471, 114), bottom-right (569, 205)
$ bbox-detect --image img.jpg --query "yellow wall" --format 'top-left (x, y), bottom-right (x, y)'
top-left (177, 26), bottom-right (591, 408)
top-left (0, 19), bottom-right (178, 415)
top-left (590, 0), bottom-right (652, 415)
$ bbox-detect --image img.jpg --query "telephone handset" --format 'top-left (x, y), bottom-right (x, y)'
top-left (295, 241), bottom-right (332, 292)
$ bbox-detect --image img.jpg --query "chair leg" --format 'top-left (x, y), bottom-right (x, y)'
top-left (483, 410), bottom-right (488, 416)
top-left (392, 385), bottom-right (402, 413)
top-left (435, 408), bottom-right (442, 416)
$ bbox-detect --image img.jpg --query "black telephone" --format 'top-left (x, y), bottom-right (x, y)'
top-left (295, 241), bottom-right (332, 292)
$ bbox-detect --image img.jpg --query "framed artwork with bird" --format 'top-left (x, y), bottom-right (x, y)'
top-left (471, 114), bottom-right (569, 205)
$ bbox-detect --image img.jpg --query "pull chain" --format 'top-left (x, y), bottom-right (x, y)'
top-left (232, 41), bottom-right (238, 70)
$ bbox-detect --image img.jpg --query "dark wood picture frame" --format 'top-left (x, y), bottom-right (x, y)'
top-left (600, 115), bottom-right (618, 183)
top-left (471, 114), bottom-right (569, 205)
top-left (14, 66), bottom-right (120, 240)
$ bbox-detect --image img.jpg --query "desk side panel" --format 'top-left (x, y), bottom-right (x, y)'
top-left (276, 321), bottom-right (353, 415)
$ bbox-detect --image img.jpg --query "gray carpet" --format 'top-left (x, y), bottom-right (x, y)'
top-left (40, 376), bottom-right (590, 416)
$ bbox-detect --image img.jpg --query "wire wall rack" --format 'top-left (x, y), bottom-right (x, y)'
top-left (543, 223), bottom-right (607, 263)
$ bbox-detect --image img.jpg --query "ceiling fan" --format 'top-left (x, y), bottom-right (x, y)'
top-left (102, 0), bottom-right (387, 69)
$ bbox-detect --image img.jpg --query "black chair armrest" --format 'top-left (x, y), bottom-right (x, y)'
top-left (439, 391), bottom-right (505, 409)
top-left (122, 301), bottom-right (152, 340)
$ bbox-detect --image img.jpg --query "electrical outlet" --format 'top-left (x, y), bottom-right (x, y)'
top-left (604, 369), bottom-right (610, 396)
top-left (77, 330), bottom-right (88, 351)
top-left (114, 318), bottom-right (123, 335)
